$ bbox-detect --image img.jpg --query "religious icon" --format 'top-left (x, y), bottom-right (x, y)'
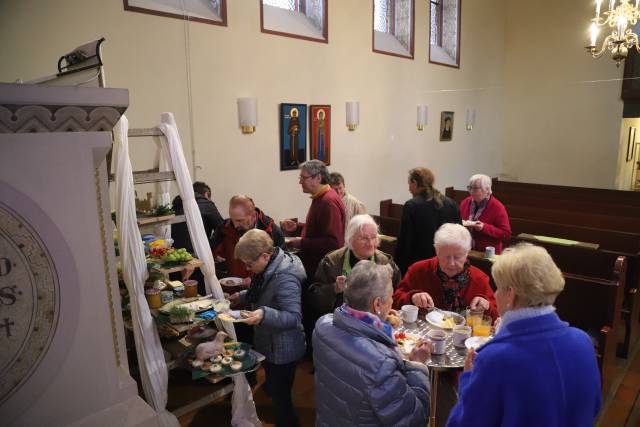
top-left (310, 105), bottom-right (331, 165)
top-left (280, 103), bottom-right (307, 171)
top-left (440, 111), bottom-right (454, 142)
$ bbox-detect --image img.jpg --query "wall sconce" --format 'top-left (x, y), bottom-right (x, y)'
top-left (346, 101), bottom-right (359, 131)
top-left (465, 109), bottom-right (476, 131)
top-left (417, 105), bottom-right (428, 131)
top-left (237, 97), bottom-right (257, 134)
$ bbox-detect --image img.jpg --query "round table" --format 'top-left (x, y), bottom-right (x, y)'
top-left (398, 318), bottom-right (468, 426)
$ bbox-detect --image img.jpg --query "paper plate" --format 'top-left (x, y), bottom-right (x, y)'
top-left (465, 336), bottom-right (491, 350)
top-left (219, 277), bottom-right (244, 287)
top-left (426, 310), bottom-right (465, 330)
top-left (217, 310), bottom-right (251, 323)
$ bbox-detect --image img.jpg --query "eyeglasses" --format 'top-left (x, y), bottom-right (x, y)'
top-left (439, 253), bottom-right (468, 263)
top-left (242, 259), bottom-right (258, 268)
top-left (355, 235), bottom-right (378, 243)
top-left (299, 174), bottom-right (316, 182)
top-left (466, 186), bottom-right (483, 192)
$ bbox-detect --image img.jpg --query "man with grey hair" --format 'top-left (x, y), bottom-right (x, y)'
top-left (281, 160), bottom-right (346, 278)
top-left (308, 214), bottom-right (401, 317)
top-left (313, 260), bottom-right (431, 426)
top-left (460, 173), bottom-right (511, 254)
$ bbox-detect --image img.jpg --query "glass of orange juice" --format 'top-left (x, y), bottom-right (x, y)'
top-left (466, 308), bottom-right (483, 327)
top-left (473, 315), bottom-right (492, 337)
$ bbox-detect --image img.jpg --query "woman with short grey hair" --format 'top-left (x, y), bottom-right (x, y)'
top-left (313, 261), bottom-right (431, 426)
top-left (308, 214), bottom-right (401, 318)
top-left (447, 243), bottom-right (601, 426)
top-left (460, 173), bottom-right (511, 254)
top-left (393, 223), bottom-right (498, 319)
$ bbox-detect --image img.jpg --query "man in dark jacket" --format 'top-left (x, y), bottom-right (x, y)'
top-left (171, 181), bottom-right (223, 254)
top-left (210, 194), bottom-right (284, 279)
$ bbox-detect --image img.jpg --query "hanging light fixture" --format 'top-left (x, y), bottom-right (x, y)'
top-left (586, 0), bottom-right (640, 66)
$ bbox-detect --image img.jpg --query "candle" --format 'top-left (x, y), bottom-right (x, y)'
top-left (609, 0), bottom-right (615, 11)
top-left (596, 0), bottom-right (602, 19)
top-left (618, 15), bottom-right (628, 37)
top-left (590, 22), bottom-right (599, 46)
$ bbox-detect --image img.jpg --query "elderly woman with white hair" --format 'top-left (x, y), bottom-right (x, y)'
top-left (460, 174), bottom-right (511, 254)
top-left (393, 223), bottom-right (498, 320)
top-left (446, 244), bottom-right (601, 427)
top-left (308, 214), bottom-right (401, 317)
top-left (313, 261), bottom-right (431, 426)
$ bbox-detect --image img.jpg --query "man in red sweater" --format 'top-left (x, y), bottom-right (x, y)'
top-left (282, 160), bottom-right (346, 279)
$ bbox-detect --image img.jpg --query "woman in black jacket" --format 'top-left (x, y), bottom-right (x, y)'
top-left (395, 167), bottom-right (461, 275)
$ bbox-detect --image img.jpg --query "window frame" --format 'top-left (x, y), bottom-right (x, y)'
top-left (123, 0), bottom-right (228, 26)
top-left (371, 0), bottom-right (415, 60)
top-left (260, 0), bottom-right (329, 44)
top-left (428, 0), bottom-right (461, 69)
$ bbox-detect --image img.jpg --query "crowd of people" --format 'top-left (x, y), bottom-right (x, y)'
top-left (176, 160), bottom-right (601, 427)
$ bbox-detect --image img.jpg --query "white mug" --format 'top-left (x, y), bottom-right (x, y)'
top-left (427, 329), bottom-right (447, 355)
top-left (485, 246), bottom-right (496, 258)
top-left (453, 325), bottom-right (472, 348)
top-left (401, 305), bottom-right (419, 323)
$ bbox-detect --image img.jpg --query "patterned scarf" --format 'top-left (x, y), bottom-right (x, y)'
top-left (342, 304), bottom-right (394, 339)
top-left (245, 248), bottom-right (279, 304)
top-left (436, 261), bottom-right (471, 312)
top-left (468, 196), bottom-right (490, 221)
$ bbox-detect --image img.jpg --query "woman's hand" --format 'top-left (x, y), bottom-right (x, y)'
top-left (229, 292), bottom-right (241, 304)
top-left (473, 221), bottom-right (484, 231)
top-left (241, 277), bottom-right (252, 286)
top-left (335, 275), bottom-right (346, 293)
top-left (181, 264), bottom-right (195, 281)
top-left (411, 292), bottom-right (434, 309)
top-left (464, 348), bottom-right (476, 372)
top-left (409, 339), bottom-right (433, 364)
top-left (470, 296), bottom-right (490, 311)
top-left (242, 308), bottom-right (264, 325)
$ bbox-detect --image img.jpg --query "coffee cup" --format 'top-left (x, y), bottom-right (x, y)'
top-left (453, 325), bottom-right (472, 348)
top-left (485, 246), bottom-right (496, 258)
top-left (401, 305), bottom-right (419, 323)
top-left (427, 329), bottom-right (447, 355)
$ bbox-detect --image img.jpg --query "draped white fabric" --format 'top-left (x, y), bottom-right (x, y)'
top-left (155, 149), bottom-right (172, 239)
top-left (157, 112), bottom-right (261, 427)
top-left (113, 116), bottom-right (179, 427)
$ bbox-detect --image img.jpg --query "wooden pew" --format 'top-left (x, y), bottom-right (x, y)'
top-left (492, 179), bottom-right (640, 208)
top-left (468, 252), bottom-right (624, 394)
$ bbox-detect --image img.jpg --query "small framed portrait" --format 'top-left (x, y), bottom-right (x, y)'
top-left (124, 0), bottom-right (227, 26)
top-left (309, 105), bottom-right (331, 166)
top-left (280, 103), bottom-right (307, 171)
top-left (440, 111), bottom-right (454, 142)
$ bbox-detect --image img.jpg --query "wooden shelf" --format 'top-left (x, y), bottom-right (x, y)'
top-left (109, 169), bottom-right (175, 184)
top-left (137, 214), bottom-right (175, 226)
top-left (152, 258), bottom-right (204, 275)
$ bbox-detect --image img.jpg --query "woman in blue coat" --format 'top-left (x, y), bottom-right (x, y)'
top-left (447, 243), bottom-right (601, 427)
top-left (231, 229), bottom-right (306, 427)
top-left (313, 260), bottom-right (432, 426)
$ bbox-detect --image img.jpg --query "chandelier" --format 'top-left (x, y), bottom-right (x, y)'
top-left (587, 0), bottom-right (640, 66)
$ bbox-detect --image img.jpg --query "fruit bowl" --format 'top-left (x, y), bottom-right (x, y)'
top-left (161, 248), bottom-right (193, 265)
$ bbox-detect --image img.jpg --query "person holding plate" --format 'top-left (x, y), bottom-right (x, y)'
top-left (460, 174), bottom-right (511, 254)
top-left (313, 261), bottom-right (432, 426)
top-left (229, 229), bottom-right (306, 427)
top-left (393, 223), bottom-right (498, 320)
top-left (446, 244), bottom-right (601, 427)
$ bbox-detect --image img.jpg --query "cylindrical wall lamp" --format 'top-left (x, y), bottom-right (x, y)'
top-left (346, 101), bottom-right (359, 131)
top-left (417, 105), bottom-right (428, 131)
top-left (237, 97), bottom-right (257, 134)
top-left (465, 109), bottom-right (476, 131)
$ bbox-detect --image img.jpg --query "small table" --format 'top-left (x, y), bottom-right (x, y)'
top-left (399, 318), bottom-right (467, 426)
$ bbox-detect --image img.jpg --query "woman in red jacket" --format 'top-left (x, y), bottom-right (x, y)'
top-left (460, 174), bottom-right (511, 255)
top-left (393, 223), bottom-right (498, 320)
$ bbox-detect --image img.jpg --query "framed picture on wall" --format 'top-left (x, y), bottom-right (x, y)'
top-left (440, 111), bottom-right (454, 141)
top-left (123, 0), bottom-right (227, 26)
top-left (280, 103), bottom-right (307, 171)
top-left (309, 105), bottom-right (331, 165)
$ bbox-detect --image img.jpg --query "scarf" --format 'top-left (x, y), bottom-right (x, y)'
top-left (468, 196), bottom-right (490, 221)
top-left (245, 248), bottom-right (279, 304)
top-left (436, 261), bottom-right (471, 312)
top-left (342, 304), bottom-right (393, 338)
top-left (342, 248), bottom-right (375, 277)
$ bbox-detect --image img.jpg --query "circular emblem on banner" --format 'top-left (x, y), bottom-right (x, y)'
top-left (0, 202), bottom-right (60, 405)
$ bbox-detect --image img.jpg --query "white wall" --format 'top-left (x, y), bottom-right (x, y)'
top-left (0, 0), bottom-right (506, 221)
top-left (501, 0), bottom-right (624, 189)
